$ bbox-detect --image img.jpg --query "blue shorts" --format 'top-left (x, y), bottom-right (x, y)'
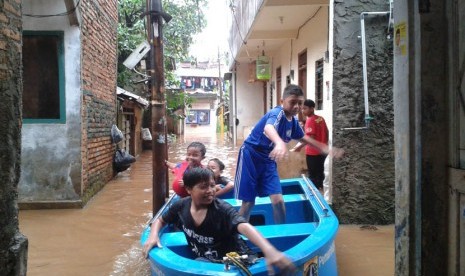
top-left (234, 144), bottom-right (281, 202)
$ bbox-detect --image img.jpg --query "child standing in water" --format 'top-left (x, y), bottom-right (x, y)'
top-left (207, 158), bottom-right (234, 198)
top-left (165, 141), bottom-right (206, 197)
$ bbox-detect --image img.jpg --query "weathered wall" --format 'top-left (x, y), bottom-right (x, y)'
top-left (332, 0), bottom-right (394, 224)
top-left (19, 0), bottom-right (118, 206)
top-left (80, 0), bottom-right (118, 203)
top-left (20, 0), bottom-right (82, 202)
top-left (234, 62), bottom-right (264, 140)
top-left (0, 0), bottom-right (28, 273)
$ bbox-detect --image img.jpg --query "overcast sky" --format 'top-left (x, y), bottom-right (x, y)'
top-left (189, 0), bottom-right (229, 62)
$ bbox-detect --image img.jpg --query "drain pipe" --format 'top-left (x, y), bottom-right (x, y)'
top-left (342, 9), bottom-right (391, 131)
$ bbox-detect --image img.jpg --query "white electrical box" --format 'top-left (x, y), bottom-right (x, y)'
top-left (123, 41), bottom-right (151, 70)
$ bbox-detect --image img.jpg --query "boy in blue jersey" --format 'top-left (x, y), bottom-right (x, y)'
top-left (234, 84), bottom-right (342, 224)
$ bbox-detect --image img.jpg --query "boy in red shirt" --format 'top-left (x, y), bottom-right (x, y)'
top-left (291, 100), bottom-right (328, 191)
top-left (165, 141), bottom-right (206, 197)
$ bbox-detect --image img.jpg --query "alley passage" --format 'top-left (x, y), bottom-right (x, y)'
top-left (19, 135), bottom-right (394, 275)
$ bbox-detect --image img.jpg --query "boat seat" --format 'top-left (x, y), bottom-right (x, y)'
top-left (249, 222), bottom-right (317, 239)
top-left (160, 222), bottom-right (317, 248)
top-left (223, 194), bottom-right (306, 208)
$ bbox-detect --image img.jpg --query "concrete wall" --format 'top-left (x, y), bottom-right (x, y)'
top-left (332, 0), bottom-right (394, 224)
top-left (394, 0), bottom-right (454, 274)
top-left (0, 0), bottom-right (28, 273)
top-left (20, 0), bottom-right (82, 202)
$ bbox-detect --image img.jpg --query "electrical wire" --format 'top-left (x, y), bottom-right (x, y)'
top-left (296, 6), bottom-right (322, 39)
top-left (23, 0), bottom-right (81, 18)
top-left (229, 0), bottom-right (249, 58)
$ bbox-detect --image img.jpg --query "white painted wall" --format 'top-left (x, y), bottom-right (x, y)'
top-left (234, 62), bottom-right (265, 140)
top-left (233, 7), bottom-right (332, 141)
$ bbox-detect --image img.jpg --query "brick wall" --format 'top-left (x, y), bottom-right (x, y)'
top-left (79, 0), bottom-right (118, 203)
top-left (0, 0), bottom-right (28, 273)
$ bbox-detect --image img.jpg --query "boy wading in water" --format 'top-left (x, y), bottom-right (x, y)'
top-left (142, 167), bottom-right (296, 275)
top-left (235, 84), bottom-right (343, 224)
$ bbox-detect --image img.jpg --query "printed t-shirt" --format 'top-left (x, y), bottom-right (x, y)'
top-left (162, 197), bottom-right (252, 262)
top-left (304, 114), bottom-right (328, 156)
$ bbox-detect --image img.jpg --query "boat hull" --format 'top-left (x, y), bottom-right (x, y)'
top-left (140, 177), bottom-right (339, 275)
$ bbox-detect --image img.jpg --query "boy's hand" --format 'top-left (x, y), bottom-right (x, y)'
top-left (269, 141), bottom-right (288, 162)
top-left (142, 236), bottom-right (162, 259)
top-left (165, 160), bottom-right (175, 170)
top-left (265, 251), bottom-right (296, 275)
top-left (329, 147), bottom-right (345, 159)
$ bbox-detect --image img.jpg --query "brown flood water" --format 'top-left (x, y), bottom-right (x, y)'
top-left (19, 134), bottom-right (394, 275)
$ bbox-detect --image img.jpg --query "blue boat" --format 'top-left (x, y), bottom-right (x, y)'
top-left (140, 175), bottom-right (339, 275)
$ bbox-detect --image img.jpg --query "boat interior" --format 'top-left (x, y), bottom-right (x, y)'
top-left (160, 179), bottom-right (321, 259)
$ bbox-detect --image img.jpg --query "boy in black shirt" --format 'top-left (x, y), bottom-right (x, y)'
top-left (142, 167), bottom-right (295, 274)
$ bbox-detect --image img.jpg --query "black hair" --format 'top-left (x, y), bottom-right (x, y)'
top-left (209, 158), bottom-right (225, 171)
top-left (282, 84), bottom-right (304, 99)
top-left (304, 99), bottom-right (316, 108)
top-left (187, 141), bottom-right (206, 157)
top-left (183, 167), bottom-right (214, 189)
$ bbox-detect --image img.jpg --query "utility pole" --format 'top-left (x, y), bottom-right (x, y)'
top-left (144, 0), bottom-right (171, 214)
top-left (217, 47), bottom-right (224, 135)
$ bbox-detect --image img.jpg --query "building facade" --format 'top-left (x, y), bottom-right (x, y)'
top-left (20, 0), bottom-right (118, 208)
top-left (176, 61), bottom-right (225, 137)
top-left (227, 0), bottom-right (465, 274)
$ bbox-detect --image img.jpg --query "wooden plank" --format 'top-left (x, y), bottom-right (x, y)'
top-left (63, 0), bottom-right (79, 26)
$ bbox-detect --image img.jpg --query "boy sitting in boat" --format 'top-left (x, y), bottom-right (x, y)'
top-left (207, 158), bottom-right (234, 198)
top-left (165, 141), bottom-right (206, 197)
top-left (142, 167), bottom-right (296, 274)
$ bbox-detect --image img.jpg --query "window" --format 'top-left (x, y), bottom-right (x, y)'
top-left (315, 58), bottom-right (324, 110)
top-left (186, 110), bottom-right (210, 125)
top-left (22, 31), bottom-right (65, 123)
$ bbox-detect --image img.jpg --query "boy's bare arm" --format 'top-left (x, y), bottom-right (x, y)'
top-left (165, 160), bottom-right (176, 170)
top-left (298, 136), bottom-right (345, 158)
top-left (289, 142), bottom-right (305, 152)
top-left (142, 218), bottom-right (166, 258)
top-left (214, 181), bottom-right (234, 197)
top-left (264, 124), bottom-right (288, 161)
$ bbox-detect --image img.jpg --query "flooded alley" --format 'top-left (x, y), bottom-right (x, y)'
top-left (19, 135), bottom-right (394, 275)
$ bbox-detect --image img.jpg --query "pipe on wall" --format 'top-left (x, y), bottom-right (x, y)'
top-left (342, 9), bottom-right (391, 131)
